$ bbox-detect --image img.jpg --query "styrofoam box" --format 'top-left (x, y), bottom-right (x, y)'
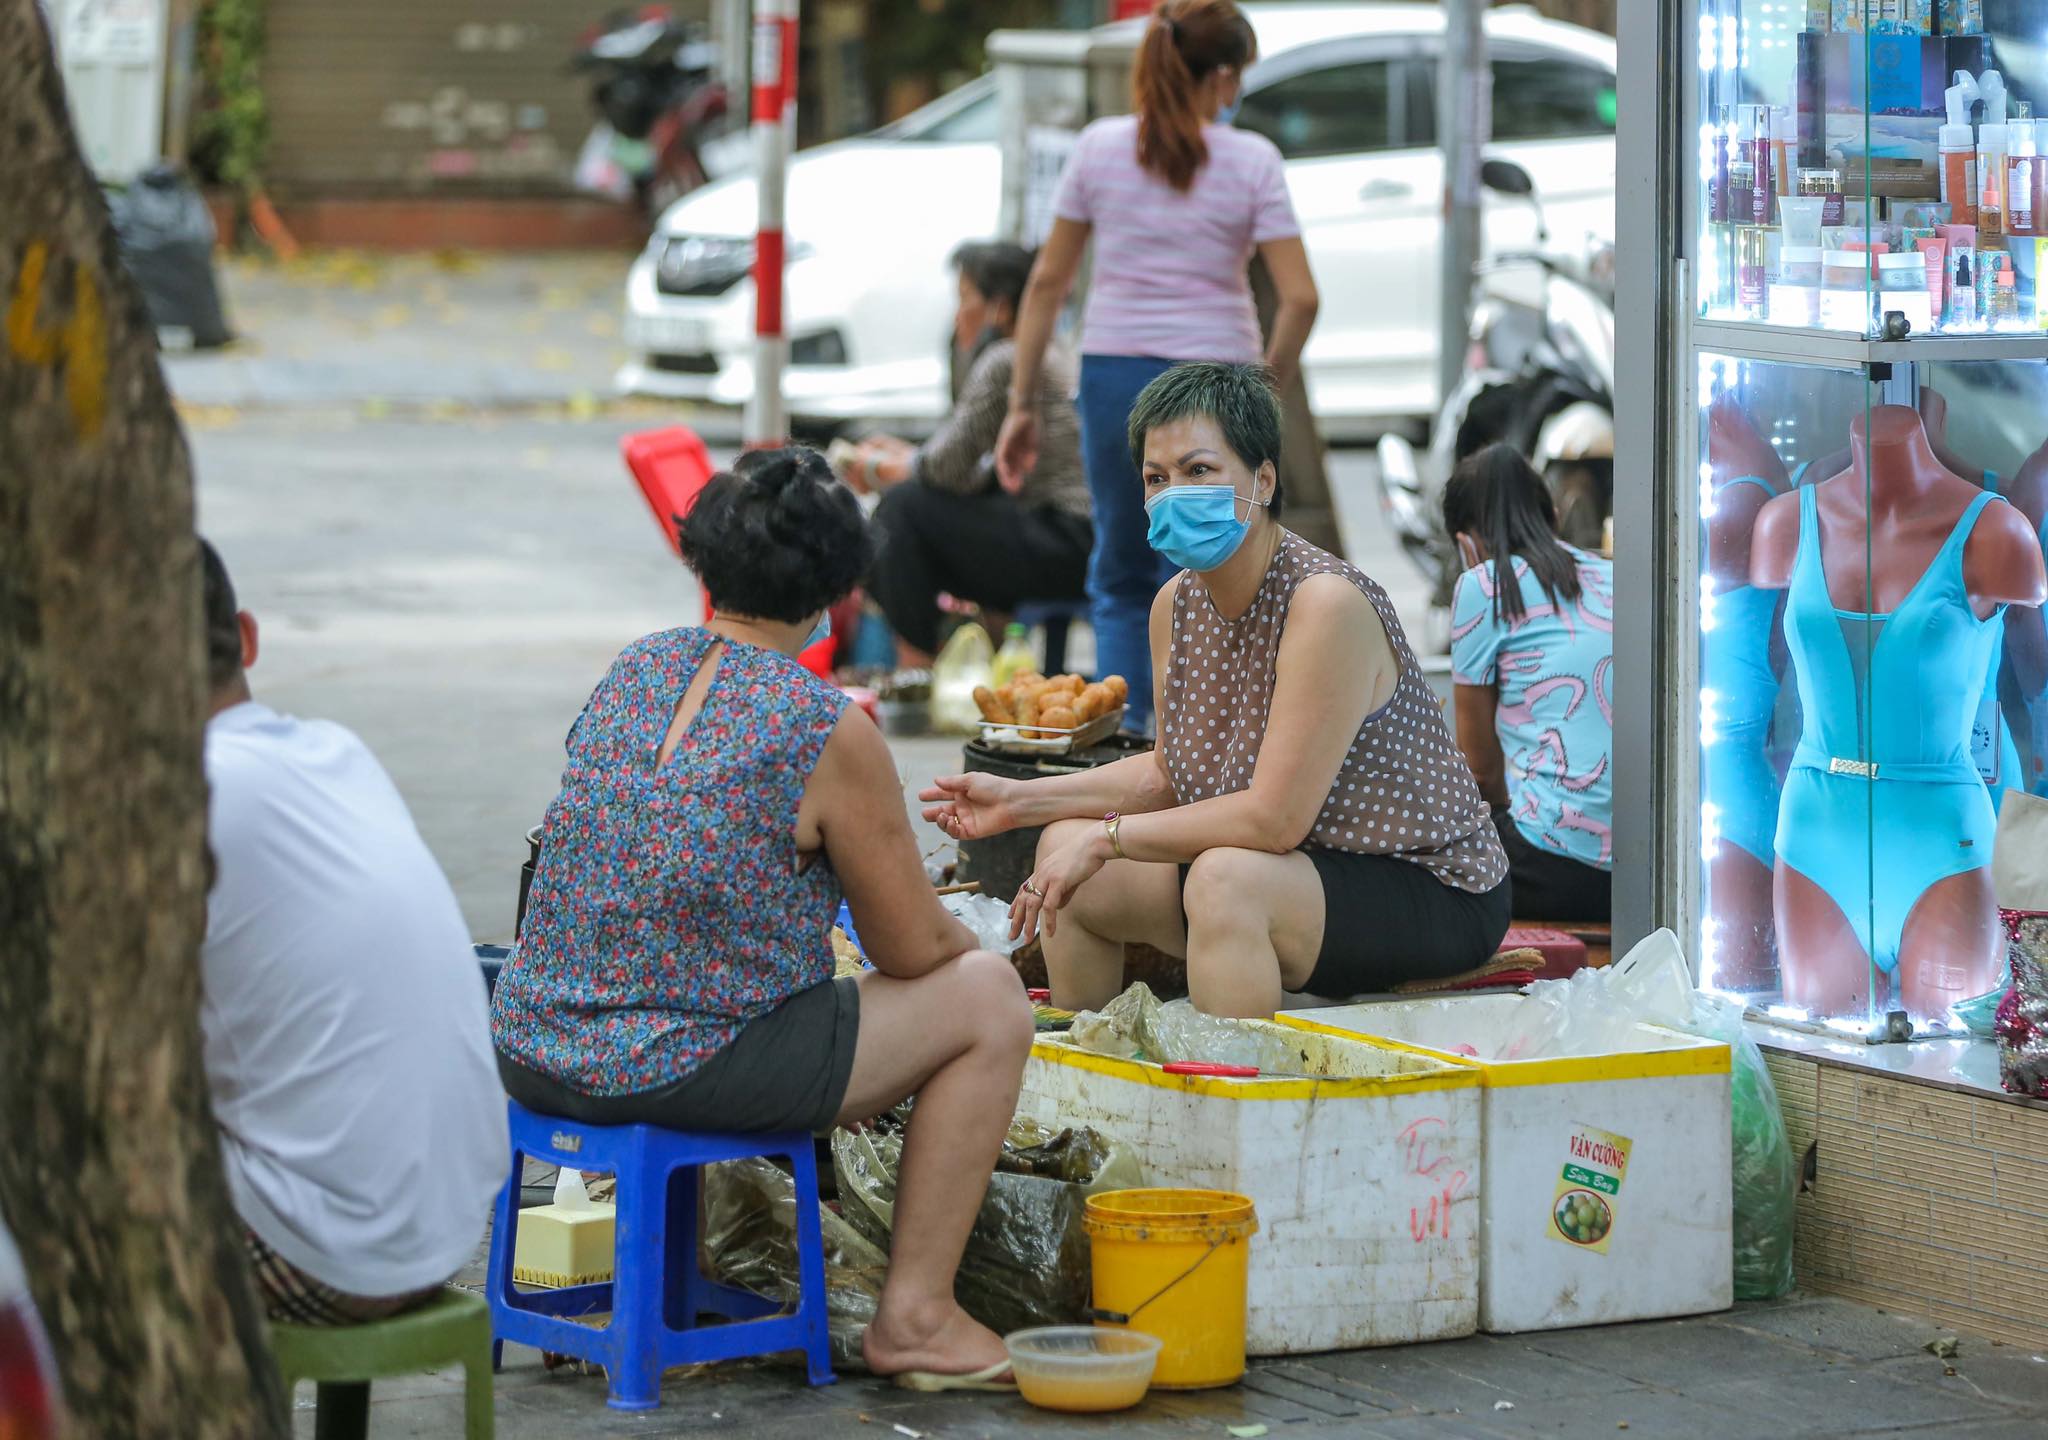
top-left (1017, 1021), bottom-right (1481, 1355)
top-left (1278, 996), bottom-right (1734, 1334)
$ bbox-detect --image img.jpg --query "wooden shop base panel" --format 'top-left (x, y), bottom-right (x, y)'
top-left (1755, 1023), bottom-right (2048, 1348)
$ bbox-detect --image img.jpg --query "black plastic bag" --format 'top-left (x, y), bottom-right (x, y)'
top-left (833, 1113), bottom-right (1140, 1338)
top-left (109, 164), bottom-right (231, 348)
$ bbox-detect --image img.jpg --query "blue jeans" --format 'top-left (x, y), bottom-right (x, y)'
top-left (1078, 354), bottom-right (1181, 731)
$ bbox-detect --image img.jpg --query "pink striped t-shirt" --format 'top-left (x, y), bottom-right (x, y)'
top-left (1053, 114), bottom-right (1300, 363)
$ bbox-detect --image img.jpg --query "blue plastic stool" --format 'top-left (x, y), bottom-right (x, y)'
top-left (486, 1101), bottom-right (834, 1410)
top-left (1015, 599), bottom-right (1087, 677)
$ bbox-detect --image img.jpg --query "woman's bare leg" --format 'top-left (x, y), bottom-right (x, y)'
top-left (836, 951), bottom-right (1033, 1378)
top-left (1182, 847), bottom-right (1326, 1018)
top-left (1034, 818), bottom-right (1188, 1011)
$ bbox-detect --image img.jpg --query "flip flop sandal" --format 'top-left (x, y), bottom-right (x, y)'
top-left (888, 1360), bottom-right (1018, 1393)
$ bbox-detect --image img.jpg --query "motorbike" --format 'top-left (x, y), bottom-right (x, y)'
top-left (1378, 158), bottom-right (1616, 630)
top-left (570, 8), bottom-right (735, 216)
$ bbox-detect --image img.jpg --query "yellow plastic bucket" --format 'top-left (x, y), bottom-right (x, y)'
top-left (1082, 1188), bottom-right (1257, 1389)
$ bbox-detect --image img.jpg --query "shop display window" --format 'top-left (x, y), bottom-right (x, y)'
top-left (1696, 1), bottom-right (2048, 337)
top-left (1695, 354), bottom-right (2048, 1032)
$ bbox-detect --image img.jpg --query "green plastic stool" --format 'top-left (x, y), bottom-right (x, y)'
top-left (270, 1287), bottom-right (493, 1440)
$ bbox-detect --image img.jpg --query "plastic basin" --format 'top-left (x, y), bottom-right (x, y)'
top-left (1005, 1326), bottom-right (1162, 1413)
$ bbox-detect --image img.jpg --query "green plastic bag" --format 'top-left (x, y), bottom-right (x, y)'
top-left (1683, 994), bottom-right (1797, 1300)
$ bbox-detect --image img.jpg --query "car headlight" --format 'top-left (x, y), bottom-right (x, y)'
top-left (656, 235), bottom-right (754, 294)
top-left (652, 235), bottom-right (818, 295)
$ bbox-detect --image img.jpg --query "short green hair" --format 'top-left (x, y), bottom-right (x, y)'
top-left (1126, 361), bottom-right (1285, 516)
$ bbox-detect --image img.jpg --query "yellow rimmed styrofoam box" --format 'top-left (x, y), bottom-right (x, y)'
top-left (1278, 995), bottom-right (1734, 1334)
top-left (1016, 1020), bottom-right (1481, 1355)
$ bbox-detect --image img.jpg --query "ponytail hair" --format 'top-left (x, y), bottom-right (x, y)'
top-left (1132, 0), bottom-right (1256, 191)
top-left (1442, 443), bottom-right (1583, 626)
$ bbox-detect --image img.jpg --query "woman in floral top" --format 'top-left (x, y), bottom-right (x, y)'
top-left (491, 447), bottom-right (1032, 1388)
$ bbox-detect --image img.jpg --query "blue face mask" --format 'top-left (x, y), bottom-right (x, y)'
top-left (1145, 484), bottom-right (1268, 572)
top-left (805, 611), bottom-right (832, 649)
top-left (1216, 98), bottom-right (1240, 126)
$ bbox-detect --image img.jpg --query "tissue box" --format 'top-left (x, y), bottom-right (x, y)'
top-left (511, 1201), bottom-right (617, 1287)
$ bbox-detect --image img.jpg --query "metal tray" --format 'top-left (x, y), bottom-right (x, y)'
top-left (976, 706), bottom-right (1125, 756)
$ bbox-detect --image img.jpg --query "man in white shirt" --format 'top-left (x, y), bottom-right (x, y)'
top-left (199, 540), bottom-right (507, 1323)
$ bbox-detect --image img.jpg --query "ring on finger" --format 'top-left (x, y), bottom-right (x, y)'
top-left (1022, 880), bottom-right (1044, 899)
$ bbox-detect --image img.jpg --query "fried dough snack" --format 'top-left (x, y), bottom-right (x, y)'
top-left (974, 671), bottom-right (1129, 732)
top-left (1074, 683), bottom-right (1117, 722)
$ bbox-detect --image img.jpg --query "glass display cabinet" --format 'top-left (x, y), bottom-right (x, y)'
top-left (1645, 1), bottom-right (2048, 1037)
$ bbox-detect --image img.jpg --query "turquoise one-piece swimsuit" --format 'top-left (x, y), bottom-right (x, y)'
top-left (1703, 472), bottom-right (1791, 867)
top-left (1773, 486), bottom-right (2006, 974)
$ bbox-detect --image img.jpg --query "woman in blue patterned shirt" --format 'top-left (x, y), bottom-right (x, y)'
top-left (1445, 444), bottom-right (1615, 922)
top-left (491, 447), bottom-right (1033, 1388)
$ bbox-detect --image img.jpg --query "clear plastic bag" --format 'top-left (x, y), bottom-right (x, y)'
top-left (941, 892), bottom-right (1024, 956)
top-left (1491, 927), bottom-right (1694, 1061)
top-left (929, 623), bottom-right (994, 734)
top-left (1067, 981), bottom-right (1159, 1060)
top-left (1065, 982), bottom-right (1309, 1072)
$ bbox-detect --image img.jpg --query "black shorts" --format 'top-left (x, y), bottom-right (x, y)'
top-left (497, 976), bottom-right (862, 1136)
top-left (1181, 849), bottom-right (1511, 999)
top-left (1493, 807), bottom-right (1612, 923)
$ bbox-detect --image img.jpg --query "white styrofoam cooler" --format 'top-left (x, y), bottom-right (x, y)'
top-left (1017, 1020), bottom-right (1481, 1355)
top-left (1279, 996), bottom-right (1734, 1334)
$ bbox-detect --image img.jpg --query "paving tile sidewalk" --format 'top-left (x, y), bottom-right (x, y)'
top-left (297, 1290), bottom-right (2048, 1437)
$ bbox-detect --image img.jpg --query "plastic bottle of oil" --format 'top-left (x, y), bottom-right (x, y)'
top-left (992, 623), bottom-right (1038, 688)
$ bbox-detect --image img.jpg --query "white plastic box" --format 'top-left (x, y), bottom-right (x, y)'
top-left (1278, 996), bottom-right (1734, 1334)
top-left (1016, 1021), bottom-right (1481, 1355)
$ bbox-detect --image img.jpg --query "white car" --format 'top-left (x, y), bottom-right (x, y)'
top-left (618, 2), bottom-right (1616, 440)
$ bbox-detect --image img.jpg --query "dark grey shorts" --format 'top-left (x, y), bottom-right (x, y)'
top-left (497, 976), bottom-right (862, 1135)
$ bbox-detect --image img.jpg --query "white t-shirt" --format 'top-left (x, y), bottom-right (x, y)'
top-left (202, 702), bottom-right (508, 1297)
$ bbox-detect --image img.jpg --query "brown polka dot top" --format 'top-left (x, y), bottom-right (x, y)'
top-left (1160, 530), bottom-right (1508, 894)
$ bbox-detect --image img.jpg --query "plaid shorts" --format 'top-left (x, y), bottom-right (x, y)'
top-left (244, 1228), bottom-right (445, 1326)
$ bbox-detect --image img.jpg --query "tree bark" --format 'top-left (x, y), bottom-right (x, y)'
top-left (0, 3), bottom-right (287, 1436)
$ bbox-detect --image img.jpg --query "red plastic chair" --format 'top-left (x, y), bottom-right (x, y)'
top-left (621, 425), bottom-right (838, 677)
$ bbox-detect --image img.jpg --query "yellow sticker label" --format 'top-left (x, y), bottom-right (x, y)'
top-left (1547, 1123), bottom-right (1631, 1255)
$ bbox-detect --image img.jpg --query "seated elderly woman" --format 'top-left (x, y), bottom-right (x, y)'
top-left (922, 363), bottom-right (1510, 1017)
top-left (490, 447), bottom-right (1033, 1389)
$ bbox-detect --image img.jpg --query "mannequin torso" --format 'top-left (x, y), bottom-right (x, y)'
top-left (1750, 405), bottom-right (2045, 612)
top-left (1745, 405), bottom-right (2044, 1022)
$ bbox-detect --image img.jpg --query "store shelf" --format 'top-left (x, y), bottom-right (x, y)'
top-left (1692, 318), bottom-right (2048, 367)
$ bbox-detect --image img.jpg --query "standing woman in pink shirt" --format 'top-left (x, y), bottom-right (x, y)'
top-left (996, 0), bottom-right (1318, 733)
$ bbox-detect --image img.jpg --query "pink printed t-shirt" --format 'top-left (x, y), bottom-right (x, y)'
top-left (1052, 115), bottom-right (1300, 363)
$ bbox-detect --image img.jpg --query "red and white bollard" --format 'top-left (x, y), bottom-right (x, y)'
top-left (745, 0), bottom-right (799, 449)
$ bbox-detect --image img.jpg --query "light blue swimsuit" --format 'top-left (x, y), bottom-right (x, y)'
top-left (1774, 487), bottom-right (2005, 973)
top-left (1702, 474), bottom-right (1788, 866)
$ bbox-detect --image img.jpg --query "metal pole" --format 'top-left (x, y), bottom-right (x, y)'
top-left (716, 0), bottom-right (752, 111)
top-left (745, 0), bottom-right (798, 448)
top-left (1437, 0), bottom-right (1489, 406)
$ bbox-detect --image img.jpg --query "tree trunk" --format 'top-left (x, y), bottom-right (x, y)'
top-left (0, 3), bottom-right (288, 1436)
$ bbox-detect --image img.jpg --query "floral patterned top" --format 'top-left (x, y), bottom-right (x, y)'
top-left (490, 628), bottom-right (847, 1096)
